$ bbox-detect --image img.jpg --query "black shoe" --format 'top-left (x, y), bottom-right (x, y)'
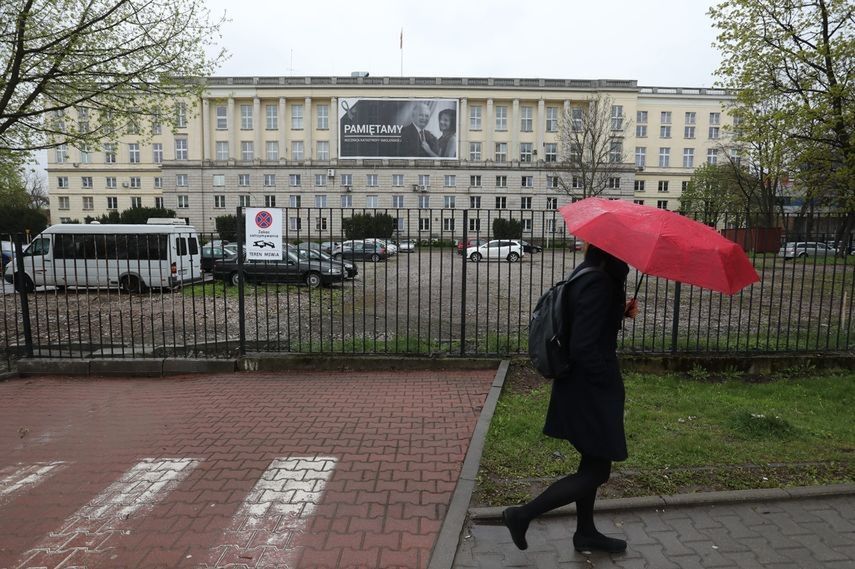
top-left (502, 507), bottom-right (529, 550)
top-left (573, 531), bottom-right (627, 554)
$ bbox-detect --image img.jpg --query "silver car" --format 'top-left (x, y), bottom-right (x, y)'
top-left (778, 241), bottom-right (837, 259)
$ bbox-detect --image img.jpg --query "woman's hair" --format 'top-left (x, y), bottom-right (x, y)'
top-left (584, 244), bottom-right (629, 297)
top-left (438, 109), bottom-right (456, 133)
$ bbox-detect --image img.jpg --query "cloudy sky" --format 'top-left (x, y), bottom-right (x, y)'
top-left (203, 0), bottom-right (723, 87)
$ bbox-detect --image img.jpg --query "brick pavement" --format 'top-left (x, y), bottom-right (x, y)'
top-left (0, 369), bottom-right (495, 568)
top-left (454, 495), bottom-right (855, 568)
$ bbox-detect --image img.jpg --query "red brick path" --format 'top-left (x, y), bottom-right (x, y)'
top-left (0, 369), bottom-right (495, 568)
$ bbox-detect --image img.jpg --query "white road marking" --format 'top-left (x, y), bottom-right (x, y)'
top-left (211, 456), bottom-right (337, 568)
top-left (16, 458), bottom-right (199, 569)
top-left (0, 462), bottom-right (65, 504)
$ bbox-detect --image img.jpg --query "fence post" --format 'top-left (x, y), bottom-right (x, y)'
top-left (460, 209), bottom-right (468, 356)
top-left (670, 281), bottom-right (682, 353)
top-left (14, 236), bottom-right (34, 358)
top-left (236, 207), bottom-right (246, 356)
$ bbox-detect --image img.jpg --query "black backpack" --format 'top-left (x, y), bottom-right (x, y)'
top-left (528, 267), bottom-right (603, 379)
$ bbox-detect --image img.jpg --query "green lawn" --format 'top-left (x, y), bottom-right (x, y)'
top-left (477, 365), bottom-right (855, 505)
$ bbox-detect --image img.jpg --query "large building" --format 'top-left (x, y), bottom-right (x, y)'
top-left (47, 76), bottom-right (736, 236)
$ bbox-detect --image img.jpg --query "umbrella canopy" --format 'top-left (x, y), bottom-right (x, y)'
top-left (559, 198), bottom-right (760, 295)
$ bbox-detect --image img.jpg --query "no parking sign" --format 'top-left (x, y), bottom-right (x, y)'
top-left (245, 207), bottom-right (283, 260)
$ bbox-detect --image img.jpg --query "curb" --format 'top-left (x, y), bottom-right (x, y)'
top-left (14, 358), bottom-right (238, 377)
top-left (468, 483), bottom-right (855, 522)
top-left (428, 360), bottom-right (509, 569)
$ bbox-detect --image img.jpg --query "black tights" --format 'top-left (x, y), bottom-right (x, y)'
top-left (518, 454), bottom-right (612, 535)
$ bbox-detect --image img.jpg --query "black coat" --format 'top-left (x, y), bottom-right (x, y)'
top-left (399, 123), bottom-right (438, 157)
top-left (542, 263), bottom-right (628, 461)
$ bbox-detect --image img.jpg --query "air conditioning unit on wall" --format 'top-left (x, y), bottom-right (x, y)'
top-left (327, 168), bottom-right (335, 177)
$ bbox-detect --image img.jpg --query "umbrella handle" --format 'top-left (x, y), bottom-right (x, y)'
top-left (633, 273), bottom-right (645, 300)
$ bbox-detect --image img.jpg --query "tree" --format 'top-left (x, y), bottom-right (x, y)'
top-left (0, 0), bottom-right (225, 155)
top-left (710, 0), bottom-right (855, 249)
top-left (0, 207), bottom-right (48, 235)
top-left (342, 213), bottom-right (396, 240)
top-left (557, 93), bottom-right (631, 199)
top-left (215, 215), bottom-right (238, 242)
top-left (679, 163), bottom-right (749, 226)
top-left (492, 218), bottom-right (522, 239)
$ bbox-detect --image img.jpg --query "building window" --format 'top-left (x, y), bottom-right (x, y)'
top-left (238, 173), bottom-right (250, 187)
top-left (660, 125), bottom-right (671, 138)
top-left (315, 217), bottom-right (328, 230)
top-left (288, 216), bottom-right (301, 230)
top-left (216, 141), bottom-right (229, 160)
top-left (341, 174), bottom-right (352, 187)
top-left (106, 176), bottom-right (116, 189)
top-left (418, 174), bottom-right (430, 187)
top-left (546, 107), bottom-right (559, 132)
top-left (266, 196), bottom-right (277, 208)
top-left (266, 141), bottom-right (279, 161)
top-left (239, 195), bottom-right (251, 207)
top-left (289, 174), bottom-right (301, 187)
top-left (240, 104), bottom-right (252, 129)
top-left (154, 177), bottom-right (162, 189)
top-left (291, 141), bottom-right (304, 161)
top-left (289, 195), bottom-right (301, 208)
top-left (315, 194), bottom-right (327, 208)
top-left (608, 177), bottom-right (621, 189)
top-left (609, 141), bottom-right (622, 163)
top-left (129, 176), bottom-right (140, 189)
top-left (419, 218), bottom-right (430, 231)
top-left (392, 174), bottom-right (404, 187)
top-left (635, 147), bottom-right (646, 168)
top-left (151, 143), bottom-right (162, 164)
top-left (547, 197), bottom-right (558, 209)
top-left (521, 176), bottom-right (533, 188)
top-left (545, 143), bottom-right (557, 162)
top-left (175, 138), bottom-right (188, 160)
top-left (81, 176), bottom-right (93, 189)
top-left (634, 180), bottom-right (645, 192)
top-left (495, 142), bottom-right (507, 162)
top-left (317, 104), bottom-right (329, 129)
top-left (522, 218), bottom-right (532, 232)
top-left (470, 105), bottom-right (482, 130)
top-left (661, 111), bottom-right (672, 125)
top-left (569, 143), bottom-right (582, 164)
top-left (393, 195), bottom-right (405, 208)
top-left (572, 176), bottom-right (582, 189)
top-left (520, 142), bottom-right (533, 162)
top-left (291, 104), bottom-right (304, 129)
top-left (176, 174), bottom-right (188, 187)
top-left (177, 195), bottom-right (189, 209)
top-left (341, 194), bottom-right (352, 208)
top-left (443, 218), bottom-right (454, 231)
top-left (684, 126), bottom-right (696, 139)
top-left (634, 199), bottom-right (644, 205)
top-left (520, 106), bottom-right (533, 132)
top-left (56, 196), bottom-right (69, 210)
top-left (155, 196), bottom-right (163, 208)
top-left (684, 111), bottom-right (696, 125)
top-left (443, 195), bottom-right (455, 208)
top-left (265, 104), bottom-right (278, 130)
top-left (79, 144), bottom-right (91, 164)
top-left (315, 174), bottom-right (327, 187)
top-left (547, 176), bottom-right (559, 189)
top-left (636, 124), bottom-right (647, 138)
top-left (683, 148), bottom-right (695, 168)
top-left (637, 110), bottom-right (648, 124)
top-left (264, 174), bottom-right (276, 187)
top-left (469, 175), bottom-right (481, 187)
top-left (495, 196), bottom-right (507, 209)
top-left (469, 142), bottom-right (481, 161)
top-left (103, 143), bottom-right (116, 163)
top-left (214, 195), bottom-right (226, 208)
top-left (707, 148), bottom-right (719, 164)
top-left (682, 180), bottom-right (690, 192)
top-left (709, 112), bottom-right (720, 126)
top-left (709, 126), bottom-right (720, 139)
top-left (469, 196), bottom-right (481, 209)
top-left (212, 174), bottom-right (225, 187)
top-left (175, 102), bottom-right (187, 128)
top-left (367, 174), bottom-right (379, 187)
top-left (417, 195), bottom-right (428, 209)
top-left (520, 196), bottom-right (532, 209)
top-left (658, 181), bottom-right (669, 193)
top-left (443, 175), bottom-right (456, 187)
top-left (495, 105), bottom-right (508, 131)
top-left (216, 105), bottom-right (227, 129)
top-left (469, 218), bottom-right (481, 232)
top-left (82, 196), bottom-right (94, 210)
top-left (317, 141), bottom-right (329, 161)
top-left (659, 147), bottom-right (670, 168)
top-left (128, 143), bottom-right (139, 163)
top-left (241, 141), bottom-right (254, 161)
top-left (496, 175), bottom-right (507, 188)
top-left (610, 105), bottom-right (624, 130)
top-left (657, 200), bottom-right (668, 210)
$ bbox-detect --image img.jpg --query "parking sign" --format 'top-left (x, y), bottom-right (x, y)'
top-left (245, 207), bottom-right (283, 260)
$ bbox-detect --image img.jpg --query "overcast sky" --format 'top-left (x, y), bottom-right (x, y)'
top-left (204, 0), bottom-right (723, 87)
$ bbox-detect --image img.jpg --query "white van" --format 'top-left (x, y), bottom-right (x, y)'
top-left (3, 223), bottom-right (202, 292)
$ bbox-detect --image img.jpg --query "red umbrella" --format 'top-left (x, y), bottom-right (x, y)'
top-left (559, 198), bottom-right (760, 295)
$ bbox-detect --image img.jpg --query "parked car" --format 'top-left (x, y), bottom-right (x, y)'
top-left (457, 238), bottom-right (487, 255)
top-left (518, 240), bottom-right (543, 254)
top-left (214, 249), bottom-right (344, 288)
top-left (200, 244), bottom-right (237, 272)
top-left (332, 240), bottom-right (389, 262)
top-left (394, 239), bottom-right (417, 253)
top-left (364, 238), bottom-right (398, 255)
top-left (778, 241), bottom-right (837, 259)
top-left (298, 241), bottom-right (323, 252)
top-left (466, 240), bottom-right (524, 262)
top-left (287, 244), bottom-right (358, 280)
top-left (1, 241), bottom-right (14, 269)
top-left (319, 241), bottom-right (341, 254)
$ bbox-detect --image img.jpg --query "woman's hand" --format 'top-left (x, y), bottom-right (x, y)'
top-left (624, 298), bottom-right (639, 319)
top-left (421, 140), bottom-right (437, 156)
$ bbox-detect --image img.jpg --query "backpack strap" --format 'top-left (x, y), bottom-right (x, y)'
top-left (553, 266), bottom-right (605, 341)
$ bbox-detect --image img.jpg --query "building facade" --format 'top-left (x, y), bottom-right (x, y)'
top-left (47, 76), bottom-right (736, 236)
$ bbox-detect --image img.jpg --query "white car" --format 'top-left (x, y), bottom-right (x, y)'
top-left (466, 239), bottom-right (524, 262)
top-left (395, 239), bottom-right (417, 253)
top-left (778, 241), bottom-right (836, 259)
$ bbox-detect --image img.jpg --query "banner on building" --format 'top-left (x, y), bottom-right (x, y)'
top-left (245, 207), bottom-right (283, 261)
top-left (338, 98), bottom-right (459, 160)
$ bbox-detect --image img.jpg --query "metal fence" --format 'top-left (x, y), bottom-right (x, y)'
top-left (1, 209), bottom-right (853, 368)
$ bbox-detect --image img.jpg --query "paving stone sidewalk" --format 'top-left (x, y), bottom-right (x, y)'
top-left (454, 494), bottom-right (855, 568)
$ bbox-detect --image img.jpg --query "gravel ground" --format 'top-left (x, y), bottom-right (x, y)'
top-left (2, 248), bottom-right (853, 358)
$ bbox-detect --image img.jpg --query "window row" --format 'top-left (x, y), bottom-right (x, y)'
top-left (632, 180), bottom-right (692, 194)
top-left (55, 141), bottom-right (188, 165)
top-left (634, 147), bottom-right (728, 168)
top-left (56, 176), bottom-right (163, 190)
top-left (52, 104), bottom-right (187, 137)
top-left (635, 111), bottom-right (723, 139)
top-left (56, 196), bottom-right (164, 211)
top-left (178, 194), bottom-right (566, 211)
top-left (215, 103), bottom-right (330, 131)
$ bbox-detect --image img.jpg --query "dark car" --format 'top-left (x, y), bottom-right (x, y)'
top-left (331, 240), bottom-right (389, 262)
top-left (214, 250), bottom-right (345, 288)
top-left (200, 244), bottom-right (237, 272)
top-left (518, 240), bottom-right (543, 254)
top-left (287, 245), bottom-right (358, 280)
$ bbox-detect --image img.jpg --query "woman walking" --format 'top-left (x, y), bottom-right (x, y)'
top-left (503, 244), bottom-right (638, 553)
